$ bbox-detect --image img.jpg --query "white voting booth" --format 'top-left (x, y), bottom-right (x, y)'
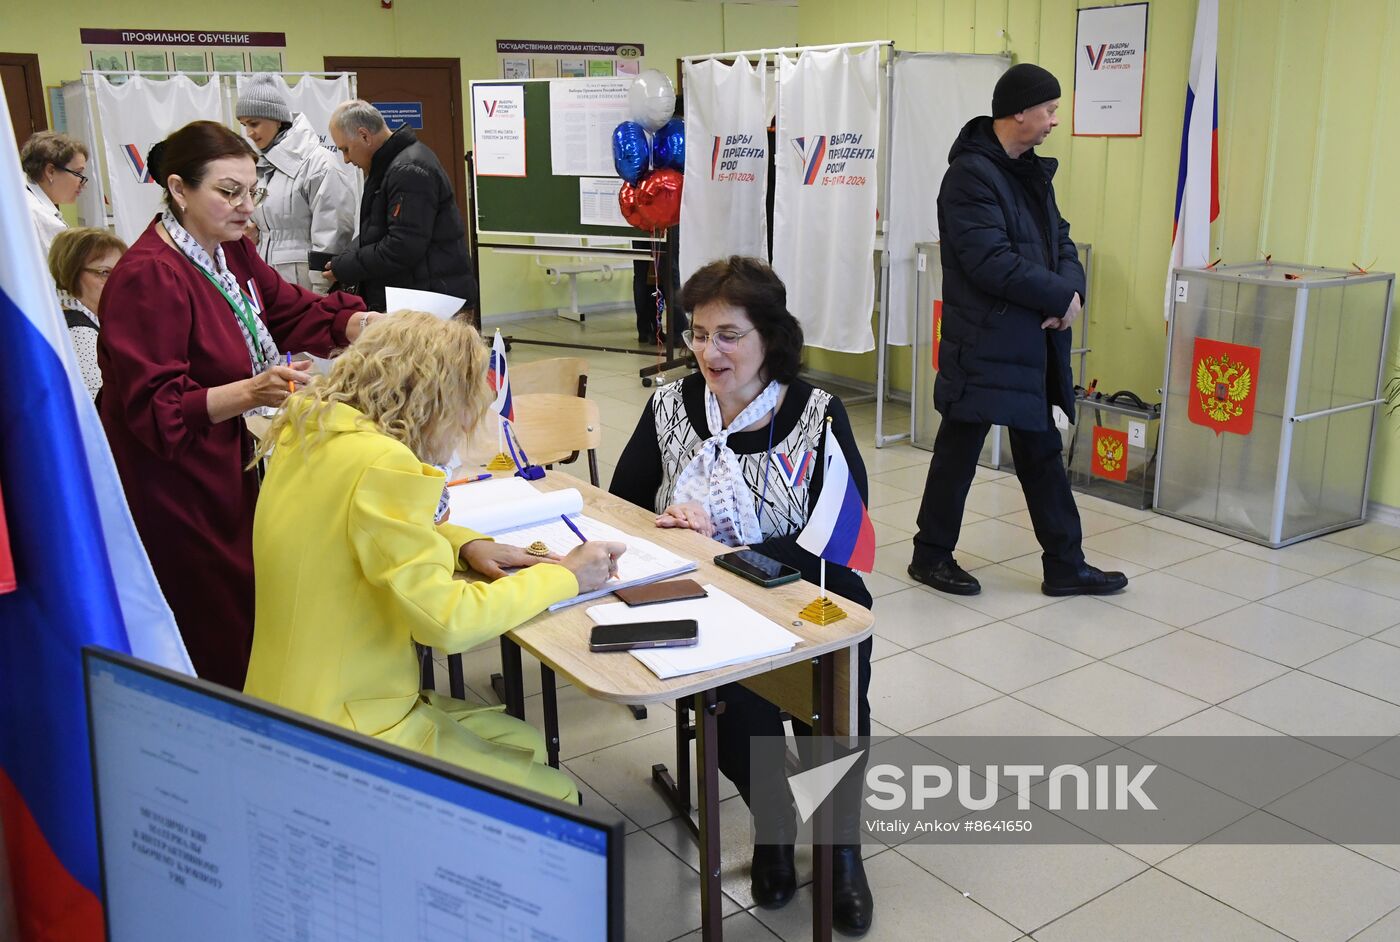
top-left (63, 71), bottom-right (357, 242)
top-left (678, 44), bottom-right (1009, 445)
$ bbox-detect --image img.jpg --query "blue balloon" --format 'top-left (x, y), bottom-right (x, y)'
top-left (652, 117), bottom-right (685, 172)
top-left (612, 121), bottom-right (651, 185)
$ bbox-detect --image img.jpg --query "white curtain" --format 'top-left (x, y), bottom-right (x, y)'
top-left (885, 53), bottom-right (1008, 346)
top-left (95, 75), bottom-right (223, 243)
top-left (772, 47), bottom-right (881, 354)
top-left (62, 81), bottom-right (107, 229)
top-left (679, 55), bottom-right (771, 285)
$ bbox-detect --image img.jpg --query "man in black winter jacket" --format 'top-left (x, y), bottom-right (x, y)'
top-left (326, 100), bottom-right (479, 315)
top-left (907, 63), bottom-right (1127, 599)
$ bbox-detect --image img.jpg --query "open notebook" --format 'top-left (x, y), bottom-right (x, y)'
top-left (447, 477), bottom-right (697, 610)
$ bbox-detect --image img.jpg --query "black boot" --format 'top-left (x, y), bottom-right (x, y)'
top-left (750, 843), bottom-right (797, 909)
top-left (832, 845), bottom-right (874, 936)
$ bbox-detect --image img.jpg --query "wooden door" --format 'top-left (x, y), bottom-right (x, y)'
top-left (323, 56), bottom-right (467, 223)
top-left (0, 53), bottom-right (47, 147)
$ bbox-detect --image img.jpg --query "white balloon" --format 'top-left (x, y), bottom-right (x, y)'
top-left (628, 69), bottom-right (676, 133)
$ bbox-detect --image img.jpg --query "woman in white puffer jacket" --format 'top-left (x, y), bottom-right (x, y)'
top-left (236, 75), bottom-right (356, 292)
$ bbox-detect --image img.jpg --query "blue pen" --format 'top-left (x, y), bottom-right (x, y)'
top-left (446, 473), bottom-right (492, 487)
top-left (560, 515), bottom-right (588, 543)
top-left (284, 352), bottom-right (294, 392)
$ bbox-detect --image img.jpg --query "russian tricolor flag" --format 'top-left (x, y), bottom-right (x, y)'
top-left (0, 86), bottom-right (191, 939)
top-left (1165, 0), bottom-right (1220, 320)
top-left (796, 424), bottom-right (875, 574)
top-left (488, 328), bottom-right (514, 422)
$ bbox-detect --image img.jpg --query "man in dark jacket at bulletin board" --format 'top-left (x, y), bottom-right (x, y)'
top-left (326, 99), bottom-right (479, 317)
top-left (907, 63), bottom-right (1128, 599)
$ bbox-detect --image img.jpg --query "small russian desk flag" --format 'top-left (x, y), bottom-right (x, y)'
top-left (796, 422), bottom-right (875, 574)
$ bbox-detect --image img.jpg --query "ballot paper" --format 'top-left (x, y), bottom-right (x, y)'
top-left (586, 585), bottom-right (801, 679)
top-left (448, 477), bottom-right (697, 610)
top-left (384, 286), bottom-right (466, 320)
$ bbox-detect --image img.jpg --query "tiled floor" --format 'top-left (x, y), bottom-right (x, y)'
top-left (443, 310), bottom-right (1400, 941)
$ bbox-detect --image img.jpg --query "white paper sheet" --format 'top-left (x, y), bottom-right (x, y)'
top-left (548, 78), bottom-right (632, 176)
top-left (472, 84), bottom-right (527, 177)
top-left (447, 478), bottom-right (582, 533)
top-left (586, 584), bottom-right (800, 678)
top-left (384, 287), bottom-right (466, 319)
top-left (579, 177), bottom-right (626, 227)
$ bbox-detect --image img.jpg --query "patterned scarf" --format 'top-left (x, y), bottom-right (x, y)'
top-left (161, 210), bottom-right (279, 373)
top-left (671, 380), bottom-right (782, 547)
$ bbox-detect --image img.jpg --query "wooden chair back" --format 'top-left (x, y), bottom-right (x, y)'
top-left (511, 393), bottom-right (603, 485)
top-left (509, 356), bottom-right (590, 398)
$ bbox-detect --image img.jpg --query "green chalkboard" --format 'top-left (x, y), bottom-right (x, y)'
top-left (471, 80), bottom-right (639, 240)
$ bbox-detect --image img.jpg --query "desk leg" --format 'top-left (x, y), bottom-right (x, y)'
top-left (499, 637), bottom-right (525, 720)
top-left (541, 664), bottom-right (561, 769)
top-left (447, 653), bottom-right (466, 700)
top-left (650, 699), bottom-right (696, 833)
top-left (811, 653), bottom-right (836, 942)
top-left (695, 688), bottom-right (724, 942)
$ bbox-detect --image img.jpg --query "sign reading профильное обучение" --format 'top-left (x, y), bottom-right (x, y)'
top-left (752, 735), bottom-right (1400, 846)
top-left (80, 28), bottom-right (286, 74)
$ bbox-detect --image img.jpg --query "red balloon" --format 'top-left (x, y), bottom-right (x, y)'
top-left (636, 168), bottom-right (683, 231)
top-left (618, 182), bottom-right (651, 231)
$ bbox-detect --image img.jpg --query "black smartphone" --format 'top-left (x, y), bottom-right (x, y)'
top-left (713, 550), bottom-right (802, 588)
top-left (307, 250), bottom-right (335, 272)
top-left (589, 619), bottom-right (699, 652)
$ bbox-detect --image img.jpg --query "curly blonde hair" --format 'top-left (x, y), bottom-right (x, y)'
top-left (253, 312), bottom-right (492, 467)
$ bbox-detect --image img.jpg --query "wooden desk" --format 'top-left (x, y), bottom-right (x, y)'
top-left (487, 473), bottom-right (874, 942)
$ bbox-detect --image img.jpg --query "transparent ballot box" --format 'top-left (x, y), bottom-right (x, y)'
top-left (1067, 391), bottom-right (1161, 510)
top-left (1156, 262), bottom-right (1394, 547)
top-left (912, 241), bottom-right (1091, 470)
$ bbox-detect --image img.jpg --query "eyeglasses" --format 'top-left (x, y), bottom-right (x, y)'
top-left (59, 166), bottom-right (89, 188)
top-left (82, 267), bottom-right (114, 280)
top-left (210, 183), bottom-right (269, 208)
top-left (681, 327), bottom-right (756, 352)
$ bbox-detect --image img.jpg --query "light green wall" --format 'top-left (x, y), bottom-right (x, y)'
top-left (799, 0), bottom-right (1400, 511)
top-left (1, 0), bottom-right (797, 319)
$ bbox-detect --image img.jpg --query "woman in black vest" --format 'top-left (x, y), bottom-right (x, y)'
top-left (48, 227), bottom-right (128, 400)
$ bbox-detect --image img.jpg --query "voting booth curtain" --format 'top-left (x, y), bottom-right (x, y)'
top-left (679, 55), bottom-right (772, 286)
top-left (84, 73), bottom-right (356, 242)
top-left (885, 53), bottom-right (1009, 347)
top-left (95, 76), bottom-right (223, 243)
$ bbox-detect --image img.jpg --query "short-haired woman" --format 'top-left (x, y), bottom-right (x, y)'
top-left (20, 131), bottom-right (88, 255)
top-left (610, 256), bottom-right (875, 935)
top-left (235, 74), bottom-right (355, 292)
top-left (98, 120), bottom-right (381, 689)
top-left (246, 312), bottom-right (623, 801)
top-left (47, 227), bottom-right (127, 400)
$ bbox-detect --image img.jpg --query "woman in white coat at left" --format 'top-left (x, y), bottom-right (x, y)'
top-left (236, 74), bottom-right (356, 292)
top-left (20, 131), bottom-right (88, 256)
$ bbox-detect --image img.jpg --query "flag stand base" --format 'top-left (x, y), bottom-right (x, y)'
top-left (798, 596), bottom-right (847, 625)
top-left (486, 453), bottom-right (515, 471)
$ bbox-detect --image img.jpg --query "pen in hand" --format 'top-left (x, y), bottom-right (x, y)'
top-left (285, 352), bottom-right (294, 393)
top-left (561, 515), bottom-right (621, 580)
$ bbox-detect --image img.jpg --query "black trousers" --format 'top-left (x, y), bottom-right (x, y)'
top-left (715, 636), bottom-right (873, 845)
top-left (912, 416), bottom-right (1085, 580)
top-left (632, 259), bottom-right (655, 341)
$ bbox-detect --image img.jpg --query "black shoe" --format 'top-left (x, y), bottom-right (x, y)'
top-left (907, 558), bottom-right (981, 596)
top-left (832, 845), bottom-right (874, 936)
top-left (750, 843), bottom-right (796, 909)
top-left (1042, 564), bottom-right (1129, 596)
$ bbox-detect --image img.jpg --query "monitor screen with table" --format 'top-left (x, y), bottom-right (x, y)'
top-left (83, 647), bottom-right (623, 942)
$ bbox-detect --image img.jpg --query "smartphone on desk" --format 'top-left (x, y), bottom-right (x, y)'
top-left (713, 549), bottom-right (802, 588)
top-left (589, 619), bottom-right (699, 652)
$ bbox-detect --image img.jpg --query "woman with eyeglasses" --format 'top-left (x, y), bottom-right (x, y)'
top-left (610, 255), bottom-right (876, 936)
top-left (20, 131), bottom-right (88, 256)
top-left (97, 120), bottom-right (382, 690)
top-left (47, 227), bottom-right (127, 400)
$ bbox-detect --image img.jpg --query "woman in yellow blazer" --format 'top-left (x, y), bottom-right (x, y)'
top-left (244, 312), bottom-right (623, 802)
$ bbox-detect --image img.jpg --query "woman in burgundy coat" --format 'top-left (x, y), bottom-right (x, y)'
top-left (98, 121), bottom-right (380, 688)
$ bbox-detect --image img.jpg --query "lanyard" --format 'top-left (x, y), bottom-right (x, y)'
top-left (194, 267), bottom-right (269, 370)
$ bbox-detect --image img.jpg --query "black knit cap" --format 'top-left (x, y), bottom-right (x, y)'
top-left (992, 63), bottom-right (1062, 118)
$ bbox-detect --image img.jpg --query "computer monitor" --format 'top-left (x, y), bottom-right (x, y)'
top-left (83, 647), bottom-right (624, 942)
